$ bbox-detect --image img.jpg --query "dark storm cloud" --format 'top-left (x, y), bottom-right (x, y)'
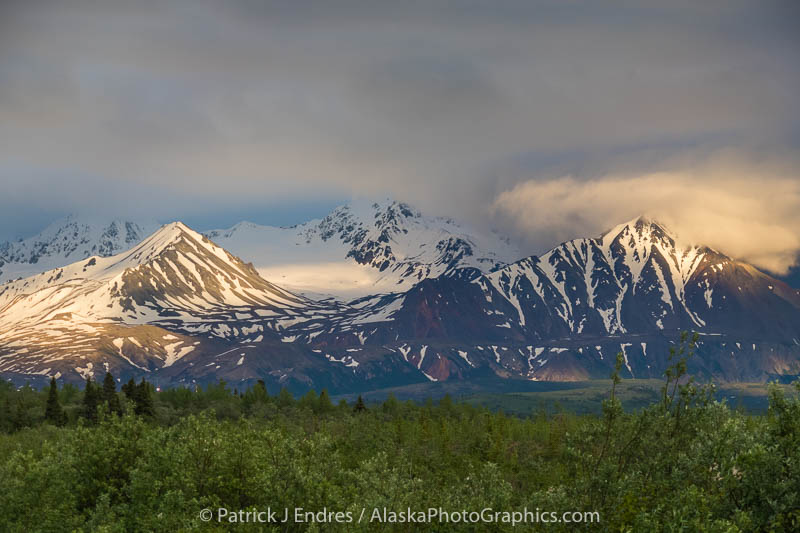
top-left (0, 0), bottom-right (798, 270)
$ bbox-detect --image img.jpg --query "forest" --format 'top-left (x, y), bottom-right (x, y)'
top-left (0, 333), bottom-right (799, 532)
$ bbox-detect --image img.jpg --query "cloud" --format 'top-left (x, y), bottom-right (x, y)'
top-left (491, 149), bottom-right (800, 274)
top-left (0, 0), bottom-right (797, 250)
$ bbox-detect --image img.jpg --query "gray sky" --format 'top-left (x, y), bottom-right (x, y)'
top-left (1, 0), bottom-right (798, 274)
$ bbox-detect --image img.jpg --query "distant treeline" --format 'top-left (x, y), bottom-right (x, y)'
top-left (0, 371), bottom-right (368, 432)
top-left (0, 333), bottom-right (798, 531)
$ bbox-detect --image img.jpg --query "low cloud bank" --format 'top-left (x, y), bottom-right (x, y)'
top-left (491, 151), bottom-right (800, 274)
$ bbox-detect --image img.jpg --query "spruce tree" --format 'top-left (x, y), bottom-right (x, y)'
top-left (353, 395), bottom-right (367, 413)
top-left (134, 379), bottom-right (154, 417)
top-left (122, 377), bottom-right (136, 399)
top-left (82, 377), bottom-right (98, 423)
top-left (102, 372), bottom-right (121, 414)
top-left (44, 377), bottom-right (65, 426)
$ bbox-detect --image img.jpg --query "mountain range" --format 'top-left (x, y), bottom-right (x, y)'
top-left (1, 200), bottom-right (799, 393)
top-left (0, 216), bottom-right (158, 285)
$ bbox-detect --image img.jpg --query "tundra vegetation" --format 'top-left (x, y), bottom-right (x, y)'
top-left (0, 333), bottom-right (798, 532)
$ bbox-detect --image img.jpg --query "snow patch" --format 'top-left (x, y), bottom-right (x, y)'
top-left (620, 343), bottom-right (634, 377)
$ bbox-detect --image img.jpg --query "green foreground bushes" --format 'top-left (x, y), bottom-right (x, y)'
top-left (1, 338), bottom-right (799, 532)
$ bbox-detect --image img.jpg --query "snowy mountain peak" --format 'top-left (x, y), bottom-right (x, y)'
top-left (206, 198), bottom-right (521, 298)
top-left (485, 214), bottom-right (736, 337)
top-left (0, 221), bottom-right (316, 381)
top-left (0, 220), bottom-right (307, 335)
top-left (600, 215), bottom-right (676, 250)
top-left (0, 215), bottom-right (158, 284)
top-left (119, 221), bottom-right (202, 261)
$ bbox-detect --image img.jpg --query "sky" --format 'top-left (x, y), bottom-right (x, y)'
top-left (1, 0), bottom-right (799, 278)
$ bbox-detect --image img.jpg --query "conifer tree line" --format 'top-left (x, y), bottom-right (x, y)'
top-left (38, 372), bottom-right (155, 426)
top-left (7, 371), bottom-right (366, 431)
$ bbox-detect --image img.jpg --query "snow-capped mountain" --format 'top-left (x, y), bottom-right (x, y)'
top-left (0, 222), bottom-right (317, 378)
top-left (481, 216), bottom-right (800, 340)
top-left (0, 222), bottom-right (311, 327)
top-left (0, 216), bottom-right (157, 285)
top-left (0, 200), bottom-right (519, 299)
top-left (1, 213), bottom-right (799, 391)
top-left (205, 199), bottom-right (520, 298)
top-left (341, 216), bottom-right (800, 383)
top-left (0, 221), bottom-right (425, 389)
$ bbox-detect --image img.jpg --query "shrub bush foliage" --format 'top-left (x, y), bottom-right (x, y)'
top-left (0, 334), bottom-right (798, 532)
